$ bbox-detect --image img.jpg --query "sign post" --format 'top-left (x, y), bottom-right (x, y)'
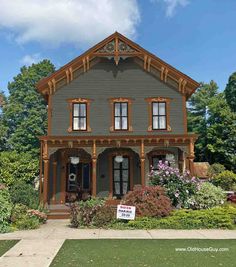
top-left (116, 205), bottom-right (136, 220)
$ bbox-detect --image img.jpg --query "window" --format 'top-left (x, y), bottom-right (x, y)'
top-left (152, 102), bottom-right (166, 130)
top-left (67, 98), bottom-right (92, 132)
top-left (109, 98), bottom-right (133, 132)
top-left (114, 102), bottom-right (128, 130)
top-left (145, 97), bottom-right (171, 132)
top-left (113, 156), bottom-right (130, 197)
top-left (73, 103), bottom-right (87, 130)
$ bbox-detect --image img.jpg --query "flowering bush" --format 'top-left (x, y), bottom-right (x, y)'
top-left (187, 182), bottom-right (226, 209)
top-left (149, 161), bottom-right (199, 208)
top-left (27, 209), bottom-right (47, 223)
top-left (70, 198), bottom-right (106, 227)
top-left (121, 186), bottom-right (172, 217)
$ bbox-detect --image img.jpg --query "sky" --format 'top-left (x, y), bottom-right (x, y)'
top-left (0, 0), bottom-right (236, 94)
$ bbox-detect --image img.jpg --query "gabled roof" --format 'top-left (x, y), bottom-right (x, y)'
top-left (36, 32), bottom-right (199, 100)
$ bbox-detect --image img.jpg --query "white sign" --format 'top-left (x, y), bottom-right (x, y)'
top-left (116, 205), bottom-right (136, 220)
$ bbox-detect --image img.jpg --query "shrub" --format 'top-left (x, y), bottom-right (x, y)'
top-left (208, 163), bottom-right (226, 178)
top-left (11, 204), bottom-right (40, 230)
top-left (0, 151), bottom-right (39, 186)
top-left (92, 205), bottom-right (115, 227)
top-left (121, 186), bottom-right (172, 218)
top-left (212, 171), bottom-right (236, 191)
top-left (127, 205), bottom-right (236, 230)
top-left (149, 161), bottom-right (199, 208)
top-left (188, 182), bottom-right (226, 209)
top-left (70, 198), bottom-right (105, 227)
top-left (0, 185), bottom-right (13, 233)
top-left (9, 181), bottom-right (39, 209)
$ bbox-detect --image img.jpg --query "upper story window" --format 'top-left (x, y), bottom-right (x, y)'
top-left (114, 102), bottom-right (128, 130)
top-left (73, 103), bottom-right (87, 130)
top-left (145, 97), bottom-right (172, 132)
top-left (152, 102), bottom-right (166, 130)
top-left (109, 98), bottom-right (133, 132)
top-left (67, 98), bottom-right (92, 132)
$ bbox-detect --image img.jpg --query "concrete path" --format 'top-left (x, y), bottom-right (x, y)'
top-left (1, 220), bottom-right (236, 267)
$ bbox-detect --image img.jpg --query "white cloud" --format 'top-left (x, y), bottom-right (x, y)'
top-left (20, 53), bottom-right (42, 66)
top-left (151, 0), bottom-right (189, 17)
top-left (0, 0), bottom-right (140, 47)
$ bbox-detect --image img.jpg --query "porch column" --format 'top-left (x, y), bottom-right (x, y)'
top-left (91, 140), bottom-right (97, 197)
top-left (39, 141), bottom-right (43, 203)
top-left (42, 140), bottom-right (49, 206)
top-left (43, 158), bottom-right (49, 205)
top-left (140, 139), bottom-right (146, 187)
top-left (187, 138), bottom-right (195, 175)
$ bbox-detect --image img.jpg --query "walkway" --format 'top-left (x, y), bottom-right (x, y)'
top-left (1, 220), bottom-right (236, 267)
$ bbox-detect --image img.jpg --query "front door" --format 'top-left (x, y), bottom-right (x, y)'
top-left (66, 162), bottom-right (91, 201)
top-left (113, 156), bottom-right (130, 198)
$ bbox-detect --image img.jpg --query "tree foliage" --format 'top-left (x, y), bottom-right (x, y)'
top-left (225, 72), bottom-right (236, 112)
top-left (188, 81), bottom-right (236, 171)
top-left (0, 151), bottom-right (39, 186)
top-left (0, 60), bottom-right (55, 156)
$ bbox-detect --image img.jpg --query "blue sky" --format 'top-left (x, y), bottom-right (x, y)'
top-left (0, 0), bottom-right (236, 94)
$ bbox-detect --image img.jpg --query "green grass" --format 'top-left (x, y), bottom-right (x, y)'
top-left (0, 240), bottom-right (18, 256)
top-left (50, 239), bottom-right (236, 267)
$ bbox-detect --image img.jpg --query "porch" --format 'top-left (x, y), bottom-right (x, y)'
top-left (39, 134), bottom-right (197, 206)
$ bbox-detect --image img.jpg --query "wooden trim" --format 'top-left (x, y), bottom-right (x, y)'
top-left (145, 97), bottom-right (172, 132)
top-left (67, 98), bottom-right (92, 133)
top-left (36, 32), bottom-right (199, 99)
top-left (140, 139), bottom-right (145, 186)
top-left (182, 95), bottom-right (187, 134)
top-left (108, 97), bottom-right (133, 132)
top-left (47, 94), bottom-right (52, 135)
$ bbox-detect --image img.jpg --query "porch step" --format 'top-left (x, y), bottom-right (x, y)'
top-left (48, 204), bottom-right (71, 220)
top-left (47, 212), bottom-right (70, 220)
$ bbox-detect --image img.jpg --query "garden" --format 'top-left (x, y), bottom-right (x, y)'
top-left (69, 162), bottom-right (236, 230)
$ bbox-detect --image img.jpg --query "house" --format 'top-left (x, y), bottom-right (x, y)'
top-left (36, 32), bottom-right (199, 211)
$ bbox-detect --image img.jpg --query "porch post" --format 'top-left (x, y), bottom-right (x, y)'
top-left (92, 140), bottom-right (97, 197)
top-left (39, 141), bottom-right (43, 203)
top-left (42, 140), bottom-right (49, 206)
top-left (140, 139), bottom-right (146, 187)
top-left (187, 138), bottom-right (195, 175)
top-left (43, 159), bottom-right (49, 205)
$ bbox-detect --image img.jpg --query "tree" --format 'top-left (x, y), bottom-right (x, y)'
top-left (188, 81), bottom-right (236, 171)
top-left (225, 72), bottom-right (236, 112)
top-left (187, 81), bottom-right (218, 162)
top-left (206, 93), bottom-right (236, 170)
top-left (0, 151), bottom-right (39, 186)
top-left (1, 60), bottom-right (55, 156)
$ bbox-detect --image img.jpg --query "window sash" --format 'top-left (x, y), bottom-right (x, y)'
top-left (72, 103), bottom-right (87, 130)
top-left (152, 102), bottom-right (167, 130)
top-left (114, 102), bottom-right (128, 130)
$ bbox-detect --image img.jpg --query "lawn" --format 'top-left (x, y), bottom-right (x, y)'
top-left (0, 240), bottom-right (18, 256)
top-left (50, 239), bottom-right (236, 267)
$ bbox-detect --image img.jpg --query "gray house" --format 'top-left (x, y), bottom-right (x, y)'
top-left (36, 32), bottom-right (199, 217)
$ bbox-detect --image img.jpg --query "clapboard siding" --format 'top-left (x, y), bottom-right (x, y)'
top-left (51, 58), bottom-right (184, 136)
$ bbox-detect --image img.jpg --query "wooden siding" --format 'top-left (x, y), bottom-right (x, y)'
top-left (51, 58), bottom-right (185, 136)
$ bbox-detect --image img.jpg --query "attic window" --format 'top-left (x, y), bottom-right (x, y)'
top-left (67, 98), bottom-right (92, 132)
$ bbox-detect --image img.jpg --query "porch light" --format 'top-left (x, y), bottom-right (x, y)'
top-left (115, 155), bottom-right (124, 163)
top-left (70, 156), bottom-right (80, 165)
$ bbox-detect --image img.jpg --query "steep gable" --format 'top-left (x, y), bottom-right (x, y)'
top-left (36, 32), bottom-right (199, 100)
